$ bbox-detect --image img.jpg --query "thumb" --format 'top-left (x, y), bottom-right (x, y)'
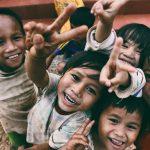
top-left (33, 34), bottom-right (45, 50)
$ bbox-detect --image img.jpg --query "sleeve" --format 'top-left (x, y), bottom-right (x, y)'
top-left (115, 68), bottom-right (146, 98)
top-left (84, 25), bottom-right (116, 54)
top-left (42, 72), bottom-right (60, 94)
top-left (49, 112), bottom-right (91, 149)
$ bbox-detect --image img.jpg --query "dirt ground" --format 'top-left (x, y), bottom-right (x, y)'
top-left (0, 123), bottom-right (10, 150)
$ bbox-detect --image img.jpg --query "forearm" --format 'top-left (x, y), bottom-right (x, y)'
top-left (24, 143), bottom-right (52, 150)
top-left (95, 20), bottom-right (113, 43)
top-left (26, 47), bottom-right (49, 88)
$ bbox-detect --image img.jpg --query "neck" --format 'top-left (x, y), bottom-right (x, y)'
top-left (55, 98), bottom-right (74, 115)
top-left (93, 132), bottom-right (106, 150)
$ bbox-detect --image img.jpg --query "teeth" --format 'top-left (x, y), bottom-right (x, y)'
top-left (111, 138), bottom-right (123, 146)
top-left (8, 54), bottom-right (19, 59)
top-left (65, 94), bottom-right (76, 104)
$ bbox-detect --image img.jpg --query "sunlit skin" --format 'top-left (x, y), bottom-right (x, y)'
top-left (119, 41), bottom-right (140, 67)
top-left (56, 67), bottom-right (102, 115)
top-left (0, 15), bottom-right (25, 72)
top-left (97, 107), bottom-right (141, 150)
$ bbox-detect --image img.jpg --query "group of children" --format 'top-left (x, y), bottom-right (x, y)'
top-left (0, 0), bottom-right (150, 150)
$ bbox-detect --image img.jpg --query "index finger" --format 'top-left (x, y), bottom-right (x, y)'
top-left (46, 3), bottom-right (77, 32)
top-left (83, 120), bottom-right (95, 136)
top-left (109, 37), bottom-right (123, 62)
top-left (76, 118), bottom-right (91, 134)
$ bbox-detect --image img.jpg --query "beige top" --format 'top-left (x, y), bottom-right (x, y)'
top-left (0, 64), bottom-right (37, 133)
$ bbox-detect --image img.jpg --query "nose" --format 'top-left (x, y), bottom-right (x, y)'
top-left (71, 82), bottom-right (84, 98)
top-left (5, 40), bottom-right (17, 52)
top-left (125, 47), bottom-right (135, 58)
top-left (114, 125), bottom-right (125, 138)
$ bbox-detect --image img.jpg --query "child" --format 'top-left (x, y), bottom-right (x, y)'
top-left (85, 0), bottom-right (149, 98)
top-left (60, 92), bottom-right (150, 150)
top-left (0, 8), bottom-right (37, 149)
top-left (26, 50), bottom-right (109, 149)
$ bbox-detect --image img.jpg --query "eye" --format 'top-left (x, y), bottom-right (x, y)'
top-left (13, 35), bottom-right (24, 41)
top-left (86, 86), bottom-right (96, 95)
top-left (109, 118), bottom-right (119, 124)
top-left (0, 39), bottom-right (5, 46)
top-left (135, 48), bottom-right (141, 55)
top-left (127, 124), bottom-right (138, 131)
top-left (71, 74), bottom-right (80, 81)
top-left (122, 43), bottom-right (128, 49)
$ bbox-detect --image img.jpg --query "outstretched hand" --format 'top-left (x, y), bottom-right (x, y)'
top-left (24, 3), bottom-right (88, 58)
top-left (91, 0), bottom-right (129, 23)
top-left (60, 119), bottom-right (94, 150)
top-left (100, 37), bottom-right (136, 92)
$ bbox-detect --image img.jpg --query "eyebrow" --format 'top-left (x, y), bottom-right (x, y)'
top-left (75, 71), bottom-right (100, 81)
top-left (109, 114), bottom-right (141, 127)
top-left (128, 122), bottom-right (141, 127)
top-left (87, 74), bottom-right (100, 80)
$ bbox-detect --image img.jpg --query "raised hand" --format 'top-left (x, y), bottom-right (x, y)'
top-left (99, 37), bottom-right (136, 92)
top-left (91, 0), bottom-right (129, 43)
top-left (91, 0), bottom-right (129, 22)
top-left (24, 3), bottom-right (88, 58)
top-left (60, 119), bottom-right (94, 150)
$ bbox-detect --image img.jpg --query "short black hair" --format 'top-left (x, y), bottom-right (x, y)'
top-left (63, 50), bottom-right (109, 74)
top-left (92, 91), bottom-right (150, 148)
top-left (70, 7), bottom-right (95, 28)
top-left (0, 8), bottom-right (25, 36)
top-left (117, 23), bottom-right (150, 68)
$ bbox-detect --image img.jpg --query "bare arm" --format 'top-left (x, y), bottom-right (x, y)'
top-left (91, 0), bottom-right (129, 43)
top-left (18, 143), bottom-right (55, 150)
top-left (25, 4), bottom-right (88, 89)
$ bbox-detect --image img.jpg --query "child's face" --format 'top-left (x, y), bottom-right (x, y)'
top-left (0, 15), bottom-right (25, 72)
top-left (57, 67), bottom-right (101, 114)
top-left (119, 40), bottom-right (141, 67)
top-left (98, 106), bottom-right (141, 150)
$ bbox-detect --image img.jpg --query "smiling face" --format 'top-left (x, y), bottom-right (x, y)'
top-left (98, 107), bottom-right (141, 150)
top-left (0, 15), bottom-right (25, 72)
top-left (56, 67), bottom-right (102, 114)
top-left (118, 40), bottom-right (141, 67)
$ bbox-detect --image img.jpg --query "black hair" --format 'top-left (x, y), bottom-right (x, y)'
top-left (92, 90), bottom-right (150, 149)
top-left (0, 8), bottom-right (25, 36)
top-left (117, 23), bottom-right (150, 68)
top-left (70, 7), bottom-right (95, 28)
top-left (63, 50), bottom-right (109, 74)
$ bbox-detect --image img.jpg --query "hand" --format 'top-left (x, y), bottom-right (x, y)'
top-left (99, 37), bottom-right (136, 92)
top-left (91, 0), bottom-right (129, 23)
top-left (24, 4), bottom-right (88, 58)
top-left (60, 119), bottom-right (94, 150)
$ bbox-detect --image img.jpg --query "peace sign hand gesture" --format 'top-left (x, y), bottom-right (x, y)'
top-left (99, 37), bottom-right (136, 93)
top-left (59, 119), bottom-right (94, 150)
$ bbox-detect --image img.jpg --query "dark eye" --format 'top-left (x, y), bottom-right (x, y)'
top-left (13, 35), bottom-right (24, 41)
top-left (127, 124), bottom-right (138, 130)
top-left (122, 43), bottom-right (128, 49)
top-left (71, 74), bottom-right (80, 81)
top-left (109, 118), bottom-right (119, 124)
top-left (86, 87), bottom-right (96, 95)
top-left (0, 39), bottom-right (5, 46)
top-left (135, 48), bottom-right (141, 54)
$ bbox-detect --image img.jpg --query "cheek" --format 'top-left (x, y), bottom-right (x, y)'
top-left (127, 131), bottom-right (140, 144)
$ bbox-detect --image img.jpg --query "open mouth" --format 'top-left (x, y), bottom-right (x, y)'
top-left (64, 93), bottom-right (77, 105)
top-left (6, 53), bottom-right (22, 60)
top-left (119, 57), bottom-right (134, 66)
top-left (109, 137), bottom-right (125, 148)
